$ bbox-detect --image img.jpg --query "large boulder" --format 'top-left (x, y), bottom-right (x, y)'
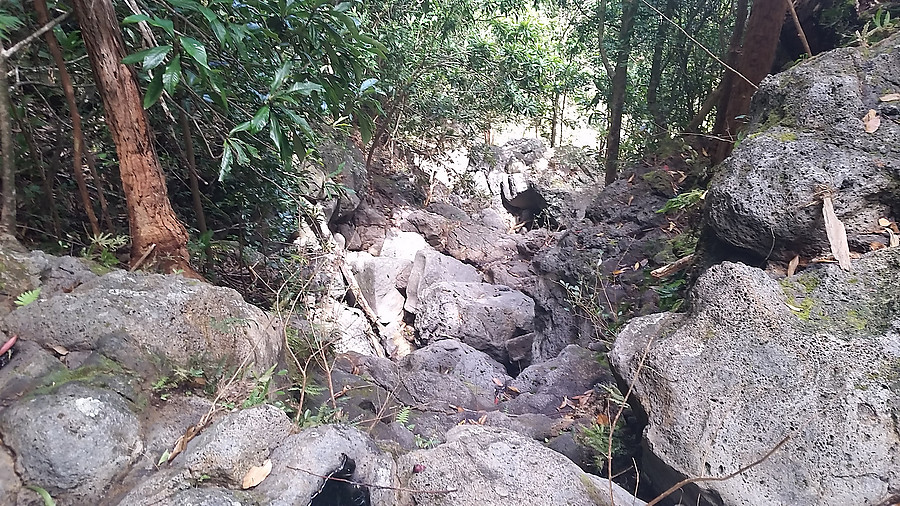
top-left (0, 383), bottom-right (142, 503)
top-left (404, 249), bottom-right (481, 314)
top-left (611, 249), bottom-right (900, 506)
top-left (3, 270), bottom-right (283, 377)
top-left (706, 31), bottom-right (900, 261)
top-left (396, 425), bottom-right (645, 506)
top-left (416, 281), bottom-right (535, 366)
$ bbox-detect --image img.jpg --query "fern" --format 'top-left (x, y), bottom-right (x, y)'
top-left (395, 405), bottom-right (411, 426)
top-left (14, 288), bottom-right (41, 307)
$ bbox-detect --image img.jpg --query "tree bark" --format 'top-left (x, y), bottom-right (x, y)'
top-left (84, 147), bottom-right (115, 232)
top-left (603, 0), bottom-right (639, 185)
top-left (179, 107), bottom-right (211, 265)
top-left (72, 0), bottom-right (198, 276)
top-left (35, 0), bottom-right (100, 237)
top-left (0, 45), bottom-right (15, 235)
top-left (713, 0), bottom-right (786, 163)
top-left (646, 0), bottom-right (676, 139)
top-left (713, 0), bottom-right (750, 134)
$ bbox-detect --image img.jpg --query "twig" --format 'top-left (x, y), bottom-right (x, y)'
top-left (786, 0), bottom-right (812, 57)
top-left (130, 243), bottom-right (157, 272)
top-left (638, 0), bottom-right (756, 90)
top-left (644, 433), bottom-right (793, 506)
top-left (650, 253), bottom-right (695, 278)
top-left (286, 465), bottom-right (457, 495)
top-left (2, 11), bottom-right (71, 58)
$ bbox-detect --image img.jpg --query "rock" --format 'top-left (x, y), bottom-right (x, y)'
top-left (506, 345), bottom-right (614, 416)
top-left (0, 247), bottom-right (99, 316)
top-left (611, 250), bottom-right (900, 506)
top-left (0, 446), bottom-right (20, 505)
top-left (0, 340), bottom-right (65, 401)
top-left (416, 282), bottom-right (535, 365)
top-left (166, 487), bottom-right (259, 506)
top-left (397, 425), bottom-right (645, 506)
top-left (180, 405), bottom-right (294, 486)
top-left (705, 31), bottom-right (900, 261)
top-left (403, 210), bottom-right (519, 266)
top-left (348, 252), bottom-right (412, 324)
top-left (254, 424), bottom-right (397, 506)
top-left (404, 249), bottom-right (481, 314)
top-left (380, 229), bottom-right (428, 262)
top-left (4, 270), bottom-right (283, 377)
top-left (0, 383), bottom-right (142, 503)
top-left (318, 135), bottom-right (369, 223)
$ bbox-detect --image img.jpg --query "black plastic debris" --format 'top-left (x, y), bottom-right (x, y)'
top-left (309, 453), bottom-right (371, 506)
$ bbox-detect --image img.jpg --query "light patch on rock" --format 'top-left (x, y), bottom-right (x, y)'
top-left (75, 397), bottom-right (104, 418)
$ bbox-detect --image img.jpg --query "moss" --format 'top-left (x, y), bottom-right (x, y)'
top-left (845, 310), bottom-right (867, 331)
top-left (794, 274), bottom-right (820, 294)
top-left (787, 296), bottom-right (815, 320)
top-left (777, 131), bottom-right (798, 142)
top-left (641, 170), bottom-right (674, 196)
top-left (31, 355), bottom-right (127, 396)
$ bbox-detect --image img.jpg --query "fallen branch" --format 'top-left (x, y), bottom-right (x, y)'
top-left (650, 253), bottom-right (694, 278)
top-left (645, 433), bottom-right (792, 506)
top-left (286, 465), bottom-right (457, 495)
top-left (786, 0), bottom-right (812, 57)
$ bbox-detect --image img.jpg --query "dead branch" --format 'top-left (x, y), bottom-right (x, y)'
top-left (786, 0), bottom-right (812, 57)
top-left (650, 253), bottom-right (694, 278)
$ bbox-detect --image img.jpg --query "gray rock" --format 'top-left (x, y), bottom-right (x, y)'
top-left (0, 383), bottom-right (141, 503)
top-left (404, 210), bottom-right (519, 266)
top-left (0, 445), bottom-right (20, 506)
top-left (4, 270), bottom-right (283, 377)
top-left (181, 405), bottom-right (294, 486)
top-left (348, 252), bottom-right (412, 324)
top-left (167, 487), bottom-right (260, 506)
top-left (0, 340), bottom-right (65, 401)
top-left (254, 424), bottom-right (397, 506)
top-left (706, 31), bottom-right (900, 260)
top-left (416, 282), bottom-right (535, 365)
top-left (611, 251), bottom-right (900, 506)
top-left (404, 249), bottom-right (481, 314)
top-left (380, 229), bottom-right (428, 262)
top-left (396, 425), bottom-right (644, 506)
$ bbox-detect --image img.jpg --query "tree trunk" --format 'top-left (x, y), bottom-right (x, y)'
top-left (646, 0), bottom-right (676, 139)
top-left (179, 107), bottom-right (211, 266)
top-left (550, 91), bottom-right (559, 148)
top-left (713, 0), bottom-right (750, 134)
top-left (0, 47), bottom-right (15, 235)
top-left (72, 0), bottom-right (198, 276)
top-left (603, 0), bottom-right (639, 185)
top-left (713, 0), bottom-right (786, 163)
top-left (84, 147), bottom-right (115, 232)
top-left (35, 0), bottom-right (100, 237)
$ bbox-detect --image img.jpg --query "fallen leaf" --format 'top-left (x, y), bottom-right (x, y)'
top-left (870, 241), bottom-right (885, 251)
top-left (822, 196), bottom-right (852, 271)
top-left (627, 174), bottom-right (634, 183)
top-left (492, 377), bottom-right (504, 387)
top-left (612, 269), bottom-right (625, 275)
top-left (633, 261), bottom-right (640, 270)
top-left (596, 413), bottom-right (610, 426)
top-left (242, 459), bottom-right (272, 489)
top-left (786, 302), bottom-right (805, 312)
top-left (863, 109), bottom-right (880, 133)
top-left (879, 217), bottom-right (891, 227)
top-left (879, 93), bottom-right (900, 102)
top-left (888, 228), bottom-right (899, 248)
top-left (787, 255), bottom-right (800, 277)
top-left (627, 195), bottom-right (634, 206)
top-left (47, 344), bottom-right (69, 356)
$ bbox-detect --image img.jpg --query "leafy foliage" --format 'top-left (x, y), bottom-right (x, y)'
top-left (14, 288), bottom-right (41, 307)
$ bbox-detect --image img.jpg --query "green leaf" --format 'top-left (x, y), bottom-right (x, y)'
top-left (122, 45), bottom-right (172, 71)
top-left (270, 61), bottom-right (292, 94)
top-left (358, 112), bottom-right (374, 144)
top-left (143, 70), bottom-right (165, 108)
top-left (123, 15), bottom-right (175, 37)
top-left (157, 450), bottom-right (171, 466)
top-left (333, 11), bottom-right (359, 36)
top-left (288, 81), bottom-right (324, 96)
top-left (218, 142), bottom-right (233, 181)
top-left (25, 485), bottom-right (55, 506)
top-left (122, 14), bottom-right (152, 24)
top-left (230, 139), bottom-right (249, 165)
top-left (359, 77), bottom-right (378, 94)
top-left (210, 19), bottom-right (227, 47)
top-left (162, 54), bottom-right (181, 95)
top-left (269, 116), bottom-right (283, 153)
top-left (14, 288), bottom-right (40, 307)
top-left (354, 33), bottom-right (387, 56)
top-left (250, 106), bottom-right (270, 133)
top-left (179, 36), bottom-right (210, 70)
top-left (229, 121), bottom-right (251, 135)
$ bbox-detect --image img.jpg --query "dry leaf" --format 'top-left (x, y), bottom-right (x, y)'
top-left (241, 459), bottom-right (272, 489)
top-left (879, 217), bottom-right (891, 227)
top-left (888, 228), bottom-right (900, 248)
top-left (627, 174), bottom-right (634, 183)
top-left (822, 196), bottom-right (851, 271)
top-left (612, 269), bottom-right (625, 275)
top-left (863, 109), bottom-right (880, 133)
top-left (47, 344), bottom-right (69, 356)
top-left (786, 302), bottom-right (805, 312)
top-left (870, 241), bottom-right (885, 251)
top-left (633, 261), bottom-right (641, 270)
top-left (596, 413), bottom-right (610, 426)
top-left (787, 255), bottom-right (800, 277)
top-left (879, 93), bottom-right (900, 102)
top-left (627, 195), bottom-right (634, 206)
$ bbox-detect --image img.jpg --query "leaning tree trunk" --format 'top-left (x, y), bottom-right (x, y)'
top-left (713, 0), bottom-right (787, 163)
top-left (603, 0), bottom-right (639, 185)
top-left (0, 44), bottom-right (15, 235)
top-left (35, 0), bottom-right (100, 237)
top-left (72, 0), bottom-right (198, 276)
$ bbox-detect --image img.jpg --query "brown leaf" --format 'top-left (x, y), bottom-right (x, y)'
top-left (241, 459), bottom-right (272, 489)
top-left (879, 93), bottom-right (900, 102)
top-left (870, 241), bottom-right (885, 251)
top-left (492, 377), bottom-right (504, 387)
top-left (787, 255), bottom-right (800, 277)
top-left (822, 196), bottom-right (851, 271)
top-left (863, 109), bottom-right (880, 133)
top-left (596, 413), bottom-right (610, 426)
top-left (888, 228), bottom-right (900, 248)
top-left (47, 343), bottom-right (69, 356)
top-left (878, 217), bottom-right (891, 227)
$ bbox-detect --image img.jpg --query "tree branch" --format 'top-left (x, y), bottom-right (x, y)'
top-left (2, 11), bottom-right (71, 59)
